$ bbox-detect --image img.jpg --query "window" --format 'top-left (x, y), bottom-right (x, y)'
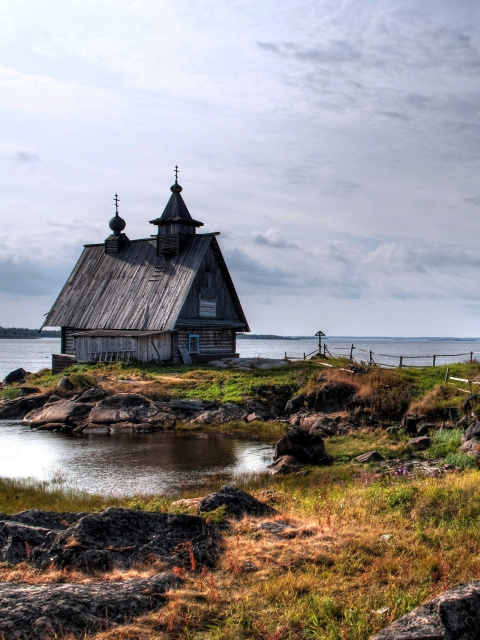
top-left (188, 334), bottom-right (200, 353)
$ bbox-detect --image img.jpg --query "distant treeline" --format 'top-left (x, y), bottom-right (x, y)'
top-left (0, 327), bottom-right (61, 339)
top-left (237, 334), bottom-right (311, 340)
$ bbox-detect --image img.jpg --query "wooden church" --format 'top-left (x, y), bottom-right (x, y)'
top-left (42, 171), bottom-right (249, 365)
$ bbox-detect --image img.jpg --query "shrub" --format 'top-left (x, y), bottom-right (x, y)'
top-left (408, 384), bottom-right (464, 420)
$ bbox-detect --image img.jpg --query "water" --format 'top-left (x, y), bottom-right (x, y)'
top-left (238, 336), bottom-right (480, 368)
top-left (0, 421), bottom-right (274, 496)
top-left (2, 336), bottom-right (480, 380)
top-left (0, 338), bottom-right (60, 380)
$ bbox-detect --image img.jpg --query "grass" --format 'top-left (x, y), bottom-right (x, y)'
top-left (2, 422), bottom-right (480, 640)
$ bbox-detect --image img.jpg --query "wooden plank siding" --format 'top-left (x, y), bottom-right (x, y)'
top-left (175, 328), bottom-right (236, 355)
top-left (74, 333), bottom-right (172, 363)
top-left (178, 246), bottom-right (240, 321)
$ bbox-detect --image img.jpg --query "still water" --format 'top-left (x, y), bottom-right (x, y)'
top-left (0, 421), bottom-right (274, 496)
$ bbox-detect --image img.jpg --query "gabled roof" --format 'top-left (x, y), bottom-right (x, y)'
top-left (42, 234), bottom-right (247, 332)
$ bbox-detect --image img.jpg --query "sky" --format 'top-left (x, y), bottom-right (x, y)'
top-left (1, 0), bottom-right (480, 337)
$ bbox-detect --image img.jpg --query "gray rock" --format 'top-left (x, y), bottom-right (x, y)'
top-left (57, 375), bottom-right (74, 390)
top-left (76, 387), bottom-right (108, 403)
top-left (370, 580), bottom-right (480, 639)
top-left (26, 400), bottom-right (92, 427)
top-left (416, 422), bottom-right (435, 436)
top-left (459, 437), bottom-right (480, 454)
top-left (6, 509), bottom-right (84, 530)
top-left (89, 393), bottom-right (159, 424)
top-left (285, 394), bottom-right (305, 414)
top-left (191, 402), bottom-right (248, 425)
top-left (34, 507), bottom-right (221, 572)
top-left (0, 394), bottom-right (51, 420)
top-left (18, 386), bottom-right (40, 397)
top-left (199, 485), bottom-right (276, 519)
top-left (356, 451), bottom-right (385, 463)
top-left (268, 455), bottom-right (306, 475)
top-left (313, 383), bottom-right (356, 412)
top-left (0, 573), bottom-right (182, 640)
top-left (463, 421), bottom-right (480, 441)
top-left (3, 368), bottom-right (27, 385)
top-left (0, 521), bottom-right (57, 564)
top-left (274, 427), bottom-right (333, 465)
top-left (407, 436), bottom-right (431, 450)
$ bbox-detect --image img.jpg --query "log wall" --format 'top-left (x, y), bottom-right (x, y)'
top-left (74, 333), bottom-right (172, 363)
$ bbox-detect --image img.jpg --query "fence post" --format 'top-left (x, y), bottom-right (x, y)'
top-left (433, 355), bottom-right (436, 367)
top-left (445, 367), bottom-right (450, 382)
top-left (285, 351), bottom-right (287, 359)
top-left (471, 352), bottom-right (474, 363)
top-left (369, 351), bottom-right (373, 365)
top-left (304, 353), bottom-right (306, 360)
top-left (350, 344), bottom-right (354, 361)
top-left (399, 356), bottom-right (403, 368)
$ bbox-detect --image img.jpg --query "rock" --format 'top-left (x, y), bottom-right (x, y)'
top-left (6, 509), bottom-right (84, 530)
top-left (159, 399), bottom-right (205, 411)
top-left (407, 436), bottom-right (431, 450)
top-left (274, 427), bottom-right (333, 465)
top-left (299, 414), bottom-right (338, 436)
top-left (89, 393), bottom-right (159, 424)
top-left (18, 386), bottom-right (40, 397)
top-left (416, 422), bottom-right (435, 436)
top-left (0, 573), bottom-right (182, 640)
top-left (191, 402), bottom-right (248, 425)
top-left (33, 507), bottom-right (221, 571)
top-left (45, 394), bottom-right (61, 403)
top-left (3, 368), bottom-right (27, 385)
top-left (313, 383), bottom-right (356, 412)
top-left (247, 412), bottom-right (263, 422)
top-left (463, 394), bottom-right (480, 414)
top-left (285, 394), bottom-right (305, 414)
top-left (459, 437), bottom-right (480, 455)
top-left (268, 455), bottom-right (306, 475)
top-left (403, 414), bottom-right (427, 436)
top-left (26, 400), bottom-right (92, 427)
top-left (0, 393), bottom-right (50, 420)
top-left (0, 521), bottom-right (57, 564)
top-left (76, 387), bottom-right (108, 403)
top-left (356, 451), bottom-right (385, 463)
top-left (199, 485), bottom-right (276, 519)
top-left (369, 580), bottom-right (480, 640)
top-left (463, 421), bottom-right (480, 441)
top-left (57, 375), bottom-right (74, 390)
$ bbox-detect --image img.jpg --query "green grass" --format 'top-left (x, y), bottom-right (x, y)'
top-left (0, 387), bottom-right (21, 399)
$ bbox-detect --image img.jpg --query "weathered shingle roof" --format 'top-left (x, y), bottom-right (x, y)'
top-left (42, 234), bottom-right (243, 331)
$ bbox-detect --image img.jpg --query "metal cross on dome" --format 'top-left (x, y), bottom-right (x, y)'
top-left (113, 193), bottom-right (120, 215)
top-left (174, 165), bottom-right (179, 183)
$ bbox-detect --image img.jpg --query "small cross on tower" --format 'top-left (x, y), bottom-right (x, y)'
top-left (113, 193), bottom-right (120, 215)
top-left (174, 165), bottom-right (179, 183)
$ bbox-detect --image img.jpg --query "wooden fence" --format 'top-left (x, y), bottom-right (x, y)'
top-left (283, 344), bottom-right (480, 369)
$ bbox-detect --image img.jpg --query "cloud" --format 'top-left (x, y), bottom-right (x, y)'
top-left (252, 228), bottom-right (298, 249)
top-left (13, 151), bottom-right (41, 164)
top-left (464, 197), bottom-right (480, 206)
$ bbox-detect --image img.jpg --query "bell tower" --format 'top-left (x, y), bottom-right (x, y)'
top-left (149, 167), bottom-right (203, 257)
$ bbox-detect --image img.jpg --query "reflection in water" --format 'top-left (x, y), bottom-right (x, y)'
top-left (0, 422), bottom-right (274, 496)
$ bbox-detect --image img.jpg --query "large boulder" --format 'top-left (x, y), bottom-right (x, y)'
top-left (199, 485), bottom-right (276, 519)
top-left (0, 393), bottom-right (51, 420)
top-left (274, 427), bottom-right (333, 465)
top-left (32, 507), bottom-right (221, 571)
top-left (370, 581), bottom-right (480, 640)
top-left (3, 368), bottom-right (27, 385)
top-left (89, 393), bottom-right (159, 424)
top-left (0, 573), bottom-right (182, 640)
top-left (26, 400), bottom-right (93, 427)
top-left (285, 394), bottom-right (305, 414)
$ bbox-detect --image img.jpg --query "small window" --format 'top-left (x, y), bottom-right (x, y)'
top-left (188, 334), bottom-right (200, 353)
